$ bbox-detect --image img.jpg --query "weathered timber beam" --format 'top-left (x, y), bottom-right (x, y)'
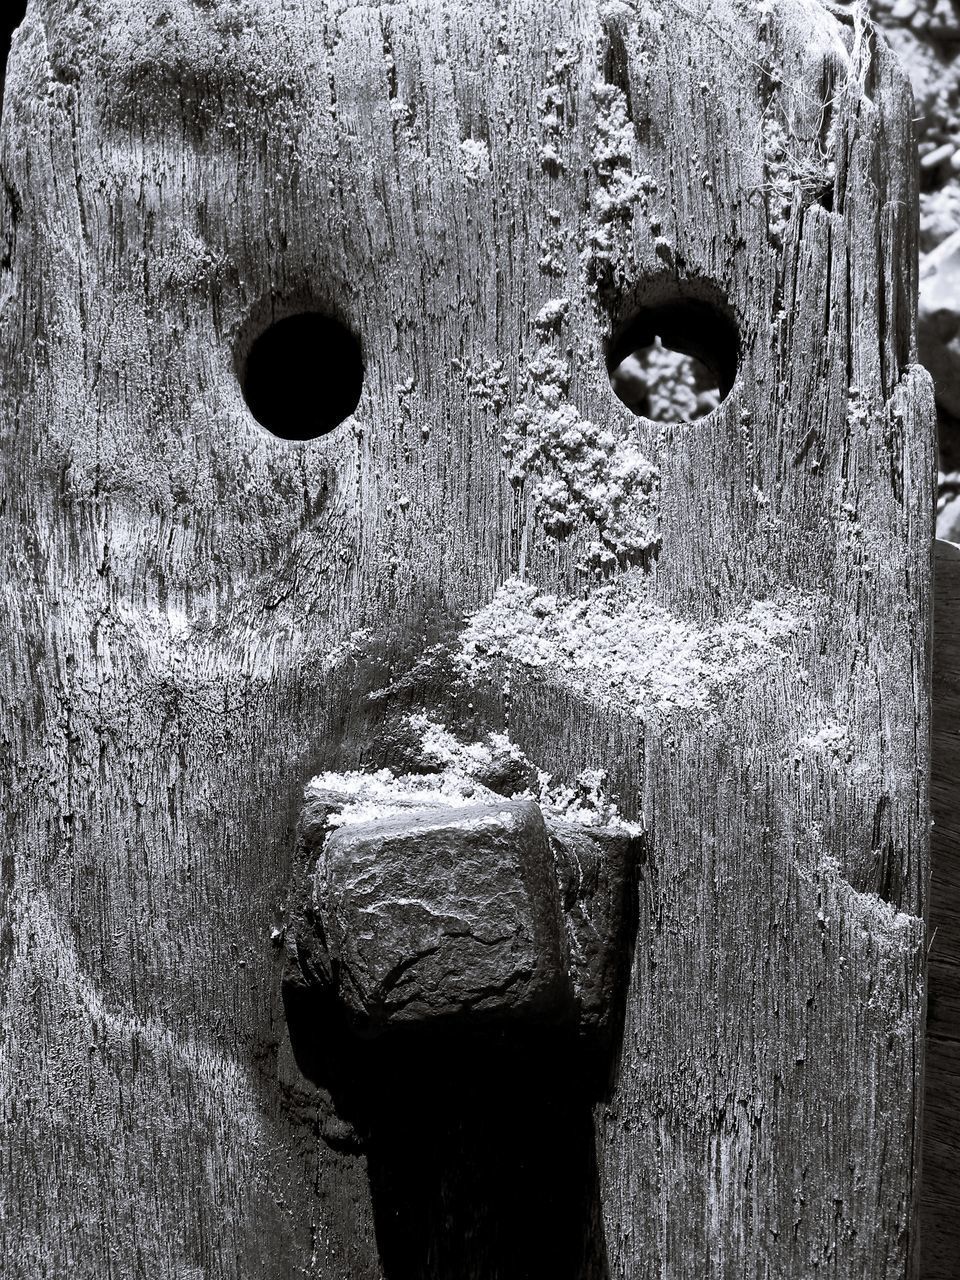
top-left (0, 3), bottom-right (936, 1278)
top-left (923, 538), bottom-right (960, 1280)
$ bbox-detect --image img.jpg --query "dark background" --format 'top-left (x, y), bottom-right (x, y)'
top-left (0, 10), bottom-right (26, 112)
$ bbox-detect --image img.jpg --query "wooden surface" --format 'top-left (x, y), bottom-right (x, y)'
top-left (923, 539), bottom-right (960, 1280)
top-left (0, 2), bottom-right (936, 1278)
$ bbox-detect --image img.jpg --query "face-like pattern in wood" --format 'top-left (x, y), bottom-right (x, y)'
top-left (0, 1), bottom-right (934, 1277)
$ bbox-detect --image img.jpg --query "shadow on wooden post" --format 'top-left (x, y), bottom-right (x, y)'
top-left (283, 993), bottom-right (619, 1280)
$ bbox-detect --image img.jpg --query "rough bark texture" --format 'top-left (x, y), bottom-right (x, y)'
top-left (0, 2), bottom-right (935, 1278)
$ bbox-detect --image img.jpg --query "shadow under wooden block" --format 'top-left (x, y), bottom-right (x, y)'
top-left (282, 779), bottom-right (642, 1280)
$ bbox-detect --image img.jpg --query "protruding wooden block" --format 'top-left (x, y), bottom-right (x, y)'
top-left (292, 780), bottom-right (643, 1040)
top-left (314, 797), bottom-right (570, 1029)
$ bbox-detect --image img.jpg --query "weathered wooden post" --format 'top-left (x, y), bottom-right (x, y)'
top-left (0, 1), bottom-right (935, 1277)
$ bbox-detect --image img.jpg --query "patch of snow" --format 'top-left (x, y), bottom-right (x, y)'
top-left (458, 577), bottom-right (802, 715)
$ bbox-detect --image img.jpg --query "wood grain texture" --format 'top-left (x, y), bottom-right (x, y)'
top-left (0, 2), bottom-right (935, 1278)
top-left (922, 539), bottom-right (960, 1280)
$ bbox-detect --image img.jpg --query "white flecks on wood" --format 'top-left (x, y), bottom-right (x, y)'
top-left (458, 574), bottom-right (803, 713)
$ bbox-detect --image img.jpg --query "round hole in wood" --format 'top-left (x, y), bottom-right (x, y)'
top-left (608, 295), bottom-right (739, 423)
top-left (241, 312), bottom-right (363, 440)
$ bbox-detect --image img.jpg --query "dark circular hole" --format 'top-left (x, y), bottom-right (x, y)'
top-left (608, 296), bottom-right (739, 423)
top-left (241, 312), bottom-right (363, 440)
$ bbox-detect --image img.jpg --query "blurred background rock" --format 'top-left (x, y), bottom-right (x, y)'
top-left (870, 0), bottom-right (960, 539)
